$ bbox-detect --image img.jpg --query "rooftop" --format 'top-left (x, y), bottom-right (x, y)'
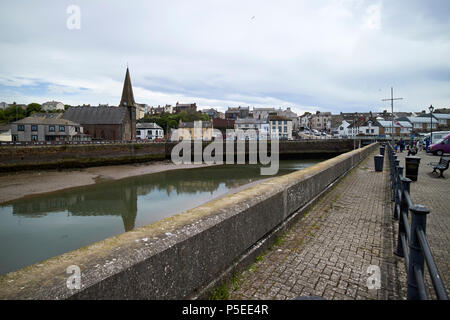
top-left (136, 122), bottom-right (162, 129)
top-left (63, 106), bottom-right (128, 125)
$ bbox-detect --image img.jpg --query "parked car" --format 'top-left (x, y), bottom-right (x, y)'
top-left (429, 134), bottom-right (450, 156)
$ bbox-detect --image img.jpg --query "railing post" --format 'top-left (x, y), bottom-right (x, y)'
top-left (394, 177), bottom-right (411, 256)
top-left (407, 204), bottom-right (430, 300)
top-left (394, 166), bottom-right (403, 220)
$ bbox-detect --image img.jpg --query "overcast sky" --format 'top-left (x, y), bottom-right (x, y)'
top-left (0, 0), bottom-right (449, 115)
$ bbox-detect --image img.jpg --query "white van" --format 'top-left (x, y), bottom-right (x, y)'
top-left (423, 131), bottom-right (450, 142)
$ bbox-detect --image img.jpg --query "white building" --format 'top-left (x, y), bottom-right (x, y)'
top-left (276, 107), bottom-right (299, 130)
top-left (310, 112), bottom-right (332, 131)
top-left (268, 115), bottom-right (293, 140)
top-left (378, 120), bottom-right (412, 137)
top-left (136, 122), bottom-right (164, 140)
top-left (0, 102), bottom-right (8, 110)
top-left (406, 116), bottom-right (437, 131)
top-left (337, 120), bottom-right (352, 137)
top-left (358, 120), bottom-right (380, 136)
top-left (135, 104), bottom-right (147, 120)
top-left (431, 113), bottom-right (450, 127)
top-left (41, 101), bottom-right (65, 111)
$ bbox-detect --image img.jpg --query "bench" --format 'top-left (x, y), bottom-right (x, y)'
top-left (429, 157), bottom-right (449, 178)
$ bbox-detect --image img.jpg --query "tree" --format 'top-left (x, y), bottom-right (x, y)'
top-left (139, 111), bottom-right (210, 131)
top-left (1, 105), bottom-right (26, 123)
top-left (26, 103), bottom-right (42, 116)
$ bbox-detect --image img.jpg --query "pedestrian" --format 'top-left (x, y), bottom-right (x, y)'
top-left (399, 138), bottom-right (405, 152)
top-left (425, 136), bottom-right (430, 152)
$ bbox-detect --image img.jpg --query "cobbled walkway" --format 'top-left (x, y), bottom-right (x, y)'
top-left (229, 150), bottom-right (409, 300)
top-left (395, 150), bottom-right (450, 298)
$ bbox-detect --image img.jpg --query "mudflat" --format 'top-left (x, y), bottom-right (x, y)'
top-left (0, 160), bottom-right (214, 204)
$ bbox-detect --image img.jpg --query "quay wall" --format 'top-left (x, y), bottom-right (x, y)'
top-left (0, 142), bottom-right (378, 299)
top-left (0, 140), bottom-right (354, 172)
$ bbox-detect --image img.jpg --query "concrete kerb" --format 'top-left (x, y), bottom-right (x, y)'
top-left (0, 143), bottom-right (378, 300)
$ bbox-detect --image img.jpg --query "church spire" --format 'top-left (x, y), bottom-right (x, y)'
top-left (119, 67), bottom-right (135, 107)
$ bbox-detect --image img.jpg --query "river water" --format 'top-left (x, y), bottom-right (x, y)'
top-left (0, 159), bottom-right (323, 275)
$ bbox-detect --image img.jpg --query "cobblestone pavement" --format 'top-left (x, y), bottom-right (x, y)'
top-left (395, 150), bottom-right (450, 297)
top-left (229, 151), bottom-right (409, 300)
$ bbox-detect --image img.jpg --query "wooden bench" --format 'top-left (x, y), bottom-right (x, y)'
top-left (430, 157), bottom-right (449, 178)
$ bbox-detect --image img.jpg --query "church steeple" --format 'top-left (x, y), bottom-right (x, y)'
top-left (119, 67), bottom-right (135, 107)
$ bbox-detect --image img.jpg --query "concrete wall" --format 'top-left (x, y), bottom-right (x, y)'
top-left (0, 143), bottom-right (378, 299)
top-left (0, 140), bottom-right (354, 172)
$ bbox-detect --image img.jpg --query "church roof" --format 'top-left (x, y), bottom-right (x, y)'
top-left (63, 106), bottom-right (128, 125)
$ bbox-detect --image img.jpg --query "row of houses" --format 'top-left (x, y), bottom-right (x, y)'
top-left (9, 112), bottom-right (164, 143)
top-left (333, 113), bottom-right (450, 138)
top-left (169, 115), bottom-right (293, 141)
top-left (0, 101), bottom-right (65, 112)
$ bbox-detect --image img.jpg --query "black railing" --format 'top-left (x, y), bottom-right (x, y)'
top-left (387, 143), bottom-right (448, 300)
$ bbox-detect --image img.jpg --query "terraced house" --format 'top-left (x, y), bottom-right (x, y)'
top-left (10, 113), bottom-right (85, 142)
top-left (268, 115), bottom-right (293, 140)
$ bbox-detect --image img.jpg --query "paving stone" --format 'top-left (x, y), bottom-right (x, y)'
top-left (228, 150), bottom-right (448, 300)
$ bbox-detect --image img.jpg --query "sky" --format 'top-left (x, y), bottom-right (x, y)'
top-left (0, 0), bottom-right (449, 115)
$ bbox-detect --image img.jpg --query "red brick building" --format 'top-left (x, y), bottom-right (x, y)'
top-left (63, 68), bottom-right (137, 141)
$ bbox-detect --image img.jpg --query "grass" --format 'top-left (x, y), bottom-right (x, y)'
top-left (209, 271), bottom-right (242, 300)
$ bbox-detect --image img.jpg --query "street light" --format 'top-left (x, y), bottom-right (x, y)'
top-left (429, 105), bottom-right (434, 144)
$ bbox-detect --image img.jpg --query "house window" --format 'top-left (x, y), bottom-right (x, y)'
top-left (371, 129), bottom-right (374, 133)
top-left (59, 126), bottom-right (65, 132)
top-left (278, 126), bottom-right (282, 132)
top-left (18, 125), bottom-right (24, 131)
top-left (284, 121), bottom-right (287, 125)
top-left (284, 126), bottom-right (287, 132)
top-left (49, 125), bottom-right (55, 132)
top-left (31, 135), bottom-right (38, 141)
top-left (31, 125), bottom-right (37, 131)
top-left (137, 130), bottom-right (141, 135)
top-left (12, 135), bottom-right (18, 141)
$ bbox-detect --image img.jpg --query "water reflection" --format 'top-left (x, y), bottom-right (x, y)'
top-left (0, 160), bottom-right (322, 275)
top-left (10, 162), bottom-right (312, 232)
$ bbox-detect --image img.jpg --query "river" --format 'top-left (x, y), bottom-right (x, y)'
top-left (0, 159), bottom-right (324, 275)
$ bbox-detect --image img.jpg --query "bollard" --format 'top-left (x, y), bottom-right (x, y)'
top-left (405, 156), bottom-right (421, 182)
top-left (380, 146), bottom-right (385, 156)
top-left (374, 155), bottom-right (384, 172)
top-left (407, 205), bottom-right (430, 300)
top-left (394, 177), bottom-right (411, 256)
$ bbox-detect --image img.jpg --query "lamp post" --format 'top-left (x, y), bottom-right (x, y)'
top-left (429, 105), bottom-right (434, 144)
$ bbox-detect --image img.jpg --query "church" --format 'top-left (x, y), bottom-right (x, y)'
top-left (63, 68), bottom-right (137, 141)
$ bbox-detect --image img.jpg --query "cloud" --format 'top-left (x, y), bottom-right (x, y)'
top-left (0, 0), bottom-right (449, 114)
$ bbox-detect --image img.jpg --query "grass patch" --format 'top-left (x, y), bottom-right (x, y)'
top-left (210, 282), bottom-right (229, 300)
top-left (209, 271), bottom-right (242, 300)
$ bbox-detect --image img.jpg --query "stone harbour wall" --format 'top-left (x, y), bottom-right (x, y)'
top-left (0, 143), bottom-right (378, 299)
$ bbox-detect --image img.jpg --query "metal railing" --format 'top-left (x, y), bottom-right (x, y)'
top-left (387, 143), bottom-right (448, 300)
